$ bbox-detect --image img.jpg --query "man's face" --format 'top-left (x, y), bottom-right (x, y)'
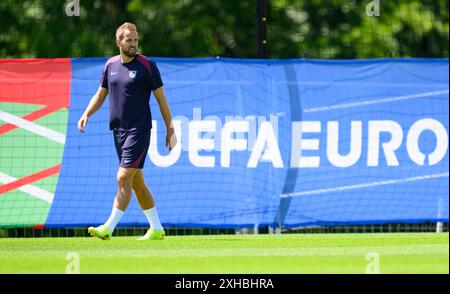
top-left (117, 29), bottom-right (138, 58)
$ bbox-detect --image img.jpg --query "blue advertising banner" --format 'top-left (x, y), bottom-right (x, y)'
top-left (45, 58), bottom-right (449, 228)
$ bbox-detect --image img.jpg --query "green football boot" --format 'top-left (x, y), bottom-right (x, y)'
top-left (137, 228), bottom-right (165, 240)
top-left (88, 225), bottom-right (112, 240)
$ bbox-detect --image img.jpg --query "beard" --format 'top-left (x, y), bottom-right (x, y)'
top-left (123, 48), bottom-right (137, 57)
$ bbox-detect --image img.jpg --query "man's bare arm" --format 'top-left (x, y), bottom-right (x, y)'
top-left (153, 86), bottom-right (177, 150)
top-left (77, 86), bottom-right (108, 133)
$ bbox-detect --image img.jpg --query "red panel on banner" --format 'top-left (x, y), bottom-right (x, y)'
top-left (0, 58), bottom-right (71, 134)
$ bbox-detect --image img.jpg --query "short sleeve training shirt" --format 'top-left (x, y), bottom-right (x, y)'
top-left (100, 54), bottom-right (163, 130)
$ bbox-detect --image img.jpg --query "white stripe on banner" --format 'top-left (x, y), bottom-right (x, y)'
top-left (303, 90), bottom-right (449, 113)
top-left (280, 172), bottom-right (450, 198)
top-left (0, 110), bottom-right (66, 144)
top-left (0, 171), bottom-right (54, 203)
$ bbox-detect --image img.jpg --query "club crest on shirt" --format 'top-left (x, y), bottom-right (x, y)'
top-left (129, 70), bottom-right (137, 78)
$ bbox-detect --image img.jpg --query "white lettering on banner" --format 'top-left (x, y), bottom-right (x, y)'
top-left (247, 121), bottom-right (283, 168)
top-left (327, 121), bottom-right (362, 168)
top-left (148, 116), bottom-right (449, 169)
top-left (406, 119), bottom-right (449, 166)
top-left (188, 107), bottom-right (279, 152)
top-left (194, 107), bottom-right (222, 151)
top-left (149, 120), bottom-right (182, 167)
top-left (221, 121), bottom-right (249, 167)
top-left (224, 114), bottom-right (279, 152)
top-left (290, 121), bottom-right (321, 168)
top-left (188, 120), bottom-right (216, 167)
top-left (367, 120), bottom-right (403, 166)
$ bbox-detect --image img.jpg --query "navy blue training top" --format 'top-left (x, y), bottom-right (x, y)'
top-left (100, 54), bottom-right (163, 130)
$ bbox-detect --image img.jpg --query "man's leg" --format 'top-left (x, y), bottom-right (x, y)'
top-left (132, 169), bottom-right (154, 210)
top-left (133, 170), bottom-right (165, 240)
top-left (89, 167), bottom-right (138, 240)
top-left (115, 167), bottom-right (139, 210)
top-left (105, 167), bottom-right (138, 230)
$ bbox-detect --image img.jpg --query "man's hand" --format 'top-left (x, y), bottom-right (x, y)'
top-left (77, 114), bottom-right (88, 133)
top-left (166, 127), bottom-right (177, 151)
top-left (77, 87), bottom-right (107, 134)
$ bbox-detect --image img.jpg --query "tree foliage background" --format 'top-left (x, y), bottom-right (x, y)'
top-left (0, 0), bottom-right (448, 59)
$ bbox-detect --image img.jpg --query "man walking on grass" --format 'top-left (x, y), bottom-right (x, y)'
top-left (77, 22), bottom-right (177, 241)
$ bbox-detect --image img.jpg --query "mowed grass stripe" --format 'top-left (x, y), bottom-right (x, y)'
top-left (0, 233), bottom-right (447, 273)
top-left (0, 244), bottom-right (447, 257)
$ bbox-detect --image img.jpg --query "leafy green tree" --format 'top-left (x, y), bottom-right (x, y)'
top-left (0, 0), bottom-right (447, 58)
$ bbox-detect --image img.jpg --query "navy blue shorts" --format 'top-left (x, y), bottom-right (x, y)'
top-left (113, 129), bottom-right (150, 169)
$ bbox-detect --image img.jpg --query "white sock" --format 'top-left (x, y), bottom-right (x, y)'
top-left (104, 207), bottom-right (124, 233)
top-left (143, 207), bottom-right (163, 231)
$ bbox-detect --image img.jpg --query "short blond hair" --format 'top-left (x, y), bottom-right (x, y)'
top-left (116, 22), bottom-right (137, 40)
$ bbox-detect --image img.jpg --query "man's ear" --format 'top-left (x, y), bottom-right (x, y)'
top-left (116, 39), bottom-right (120, 48)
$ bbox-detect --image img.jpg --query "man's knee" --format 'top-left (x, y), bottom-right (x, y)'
top-left (117, 169), bottom-right (135, 187)
top-left (117, 175), bottom-right (131, 187)
top-left (132, 172), bottom-right (145, 191)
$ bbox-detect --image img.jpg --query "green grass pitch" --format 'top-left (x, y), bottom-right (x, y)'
top-left (0, 233), bottom-right (448, 274)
